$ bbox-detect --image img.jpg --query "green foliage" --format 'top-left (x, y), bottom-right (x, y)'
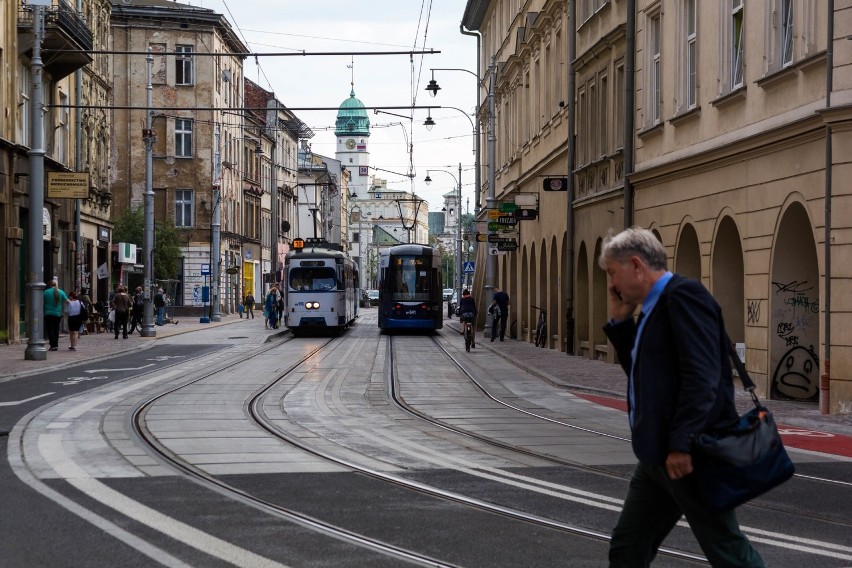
top-left (110, 206), bottom-right (184, 281)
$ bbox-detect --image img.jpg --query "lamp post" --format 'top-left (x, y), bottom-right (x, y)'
top-left (141, 47), bottom-right (157, 334)
top-left (424, 166), bottom-right (463, 309)
top-left (24, 2), bottom-right (47, 360)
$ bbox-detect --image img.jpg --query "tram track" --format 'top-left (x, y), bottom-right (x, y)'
top-left (411, 328), bottom-right (852, 545)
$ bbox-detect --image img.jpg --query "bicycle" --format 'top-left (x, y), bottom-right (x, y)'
top-left (460, 312), bottom-right (475, 352)
top-left (531, 305), bottom-right (547, 348)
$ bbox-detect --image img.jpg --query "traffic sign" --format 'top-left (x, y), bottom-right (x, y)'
top-left (514, 209), bottom-right (538, 220)
top-left (499, 202), bottom-right (518, 213)
top-left (476, 232), bottom-right (488, 242)
top-left (497, 216), bottom-right (517, 225)
top-left (463, 261), bottom-right (475, 274)
top-left (487, 209), bottom-right (502, 219)
top-left (200, 263), bottom-right (211, 275)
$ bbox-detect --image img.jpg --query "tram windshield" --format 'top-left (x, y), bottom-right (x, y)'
top-left (387, 255), bottom-right (430, 300)
top-left (289, 266), bottom-right (338, 291)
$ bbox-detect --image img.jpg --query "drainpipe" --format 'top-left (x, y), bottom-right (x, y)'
top-left (565, 0), bottom-right (576, 354)
top-left (623, 0), bottom-right (636, 229)
top-left (821, 0), bottom-right (834, 415)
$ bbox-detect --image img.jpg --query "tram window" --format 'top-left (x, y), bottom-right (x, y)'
top-left (289, 267), bottom-right (338, 291)
top-left (389, 256), bottom-right (430, 299)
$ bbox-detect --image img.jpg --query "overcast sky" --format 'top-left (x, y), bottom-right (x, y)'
top-left (199, 0), bottom-right (479, 212)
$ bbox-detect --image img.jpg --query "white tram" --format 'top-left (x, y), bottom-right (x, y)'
top-left (283, 238), bottom-right (359, 334)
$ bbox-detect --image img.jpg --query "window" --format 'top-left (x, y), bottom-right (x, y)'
top-left (175, 118), bottom-right (192, 157)
top-left (175, 189), bottom-right (193, 227)
top-left (18, 63), bottom-right (30, 146)
top-left (614, 61), bottom-right (625, 150)
top-left (731, 0), bottom-right (744, 88)
top-left (780, 0), bottom-right (793, 67)
top-left (599, 72), bottom-right (608, 157)
top-left (685, 0), bottom-right (698, 109)
top-left (175, 45), bottom-right (193, 85)
top-left (244, 194), bottom-right (261, 240)
top-left (650, 13), bottom-right (662, 125)
top-left (57, 91), bottom-right (69, 163)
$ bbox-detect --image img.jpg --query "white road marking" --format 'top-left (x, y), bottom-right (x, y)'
top-left (37, 433), bottom-right (289, 568)
top-left (85, 364), bottom-right (155, 373)
top-left (60, 369), bottom-right (183, 420)
top-left (0, 393), bottom-right (55, 406)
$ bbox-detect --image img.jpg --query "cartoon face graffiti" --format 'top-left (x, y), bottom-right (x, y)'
top-left (771, 345), bottom-right (819, 402)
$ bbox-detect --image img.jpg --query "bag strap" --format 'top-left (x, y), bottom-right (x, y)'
top-left (725, 334), bottom-right (761, 409)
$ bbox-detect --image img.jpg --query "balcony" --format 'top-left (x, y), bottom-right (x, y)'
top-left (18, 1), bottom-right (93, 80)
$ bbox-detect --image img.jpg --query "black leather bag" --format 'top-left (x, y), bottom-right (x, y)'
top-left (691, 341), bottom-right (795, 512)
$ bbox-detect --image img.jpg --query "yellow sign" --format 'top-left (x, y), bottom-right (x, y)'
top-left (487, 209), bottom-right (501, 219)
top-left (47, 172), bottom-right (89, 199)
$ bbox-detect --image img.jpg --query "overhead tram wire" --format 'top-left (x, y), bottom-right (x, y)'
top-left (44, 104), bottom-right (445, 112)
top-left (43, 49), bottom-right (440, 57)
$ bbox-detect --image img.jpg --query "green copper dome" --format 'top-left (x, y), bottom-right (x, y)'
top-left (335, 87), bottom-right (370, 137)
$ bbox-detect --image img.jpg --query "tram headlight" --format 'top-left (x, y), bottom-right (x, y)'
top-left (305, 301), bottom-right (320, 309)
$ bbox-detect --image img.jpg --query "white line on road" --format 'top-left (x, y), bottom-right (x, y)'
top-left (0, 393), bottom-right (55, 406)
top-left (85, 363), bottom-right (155, 373)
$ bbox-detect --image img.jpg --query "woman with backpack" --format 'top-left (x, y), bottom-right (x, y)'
top-left (65, 291), bottom-right (87, 351)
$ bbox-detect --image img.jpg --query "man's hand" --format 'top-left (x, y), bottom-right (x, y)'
top-left (609, 284), bottom-right (636, 322)
top-left (665, 451), bottom-right (693, 480)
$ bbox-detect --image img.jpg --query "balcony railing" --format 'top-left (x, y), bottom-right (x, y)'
top-left (18, 1), bottom-right (93, 78)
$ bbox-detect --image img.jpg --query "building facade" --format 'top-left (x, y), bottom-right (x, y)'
top-left (462, 0), bottom-right (852, 414)
top-left (110, 0), bottom-right (247, 313)
top-left (3, 0), bottom-right (112, 344)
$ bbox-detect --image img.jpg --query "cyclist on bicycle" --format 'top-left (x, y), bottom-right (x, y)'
top-left (457, 289), bottom-right (478, 349)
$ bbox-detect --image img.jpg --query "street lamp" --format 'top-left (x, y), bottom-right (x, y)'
top-left (425, 167), bottom-right (463, 310)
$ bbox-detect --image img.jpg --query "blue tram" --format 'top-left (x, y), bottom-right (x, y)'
top-left (377, 244), bottom-right (443, 331)
top-left (283, 238), bottom-right (358, 334)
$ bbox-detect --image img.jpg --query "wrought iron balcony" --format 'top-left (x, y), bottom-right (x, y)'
top-left (18, 1), bottom-right (93, 80)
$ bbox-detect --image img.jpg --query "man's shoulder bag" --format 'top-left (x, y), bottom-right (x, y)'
top-left (691, 339), bottom-right (795, 512)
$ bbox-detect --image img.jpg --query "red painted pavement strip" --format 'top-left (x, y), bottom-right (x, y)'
top-left (572, 392), bottom-right (852, 458)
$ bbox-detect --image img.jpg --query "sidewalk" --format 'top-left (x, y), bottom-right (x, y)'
top-left (0, 314), bottom-right (252, 381)
top-left (457, 321), bottom-right (852, 442)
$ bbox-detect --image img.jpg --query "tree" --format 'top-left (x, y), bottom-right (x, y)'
top-left (111, 206), bottom-right (183, 280)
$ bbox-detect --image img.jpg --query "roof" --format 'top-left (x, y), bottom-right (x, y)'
top-left (334, 87), bottom-right (370, 137)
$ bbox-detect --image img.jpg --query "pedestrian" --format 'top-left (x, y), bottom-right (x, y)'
top-left (457, 289), bottom-right (478, 349)
top-left (129, 286), bottom-right (144, 334)
top-left (79, 289), bottom-right (93, 335)
top-left (112, 285), bottom-right (132, 339)
top-left (599, 227), bottom-right (764, 567)
top-left (244, 292), bottom-right (255, 319)
top-left (65, 291), bottom-right (86, 351)
top-left (265, 286), bottom-right (279, 329)
top-left (489, 287), bottom-right (510, 342)
top-left (43, 280), bottom-right (68, 351)
top-left (154, 288), bottom-right (166, 326)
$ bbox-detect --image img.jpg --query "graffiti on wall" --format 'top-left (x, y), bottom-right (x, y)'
top-left (747, 299), bottom-right (761, 325)
top-left (770, 280), bottom-right (819, 402)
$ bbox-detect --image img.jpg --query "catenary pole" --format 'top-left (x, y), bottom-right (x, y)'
top-left (141, 48), bottom-right (156, 336)
top-left (25, 3), bottom-right (47, 361)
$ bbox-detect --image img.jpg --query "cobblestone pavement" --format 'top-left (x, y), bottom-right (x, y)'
top-left (3, 312), bottom-right (851, 438)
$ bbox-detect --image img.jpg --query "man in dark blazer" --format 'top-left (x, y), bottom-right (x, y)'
top-left (600, 227), bottom-right (763, 567)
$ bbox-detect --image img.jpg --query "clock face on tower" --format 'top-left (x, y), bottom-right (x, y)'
top-left (345, 138), bottom-right (356, 149)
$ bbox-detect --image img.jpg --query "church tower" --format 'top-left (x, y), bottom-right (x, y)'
top-left (335, 87), bottom-right (371, 199)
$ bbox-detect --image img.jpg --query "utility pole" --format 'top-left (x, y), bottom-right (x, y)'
top-left (141, 48), bottom-right (156, 336)
top-left (24, 2), bottom-right (47, 361)
top-left (484, 56), bottom-right (497, 335)
top-left (456, 163), bottom-right (463, 306)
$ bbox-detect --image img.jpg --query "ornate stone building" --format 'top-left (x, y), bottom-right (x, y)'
top-left (462, 0), bottom-right (852, 414)
top-left (2, 0), bottom-right (112, 344)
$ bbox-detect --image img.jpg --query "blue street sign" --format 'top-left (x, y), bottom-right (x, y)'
top-left (463, 261), bottom-right (475, 274)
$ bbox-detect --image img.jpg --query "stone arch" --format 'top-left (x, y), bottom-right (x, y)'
top-left (711, 214), bottom-right (745, 344)
top-left (520, 245), bottom-right (529, 336)
top-left (770, 201), bottom-right (819, 402)
top-left (539, 240), bottom-right (548, 346)
top-left (528, 243), bottom-right (537, 341)
top-left (592, 238), bottom-right (608, 359)
top-left (675, 221), bottom-right (701, 280)
top-left (576, 241), bottom-right (590, 356)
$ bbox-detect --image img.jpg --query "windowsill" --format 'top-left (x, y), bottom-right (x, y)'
top-left (637, 121), bottom-right (664, 139)
top-left (711, 85), bottom-right (747, 109)
top-left (756, 65), bottom-right (797, 90)
top-left (668, 105), bottom-right (701, 126)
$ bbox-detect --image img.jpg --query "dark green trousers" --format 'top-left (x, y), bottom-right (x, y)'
top-left (609, 462), bottom-right (765, 567)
